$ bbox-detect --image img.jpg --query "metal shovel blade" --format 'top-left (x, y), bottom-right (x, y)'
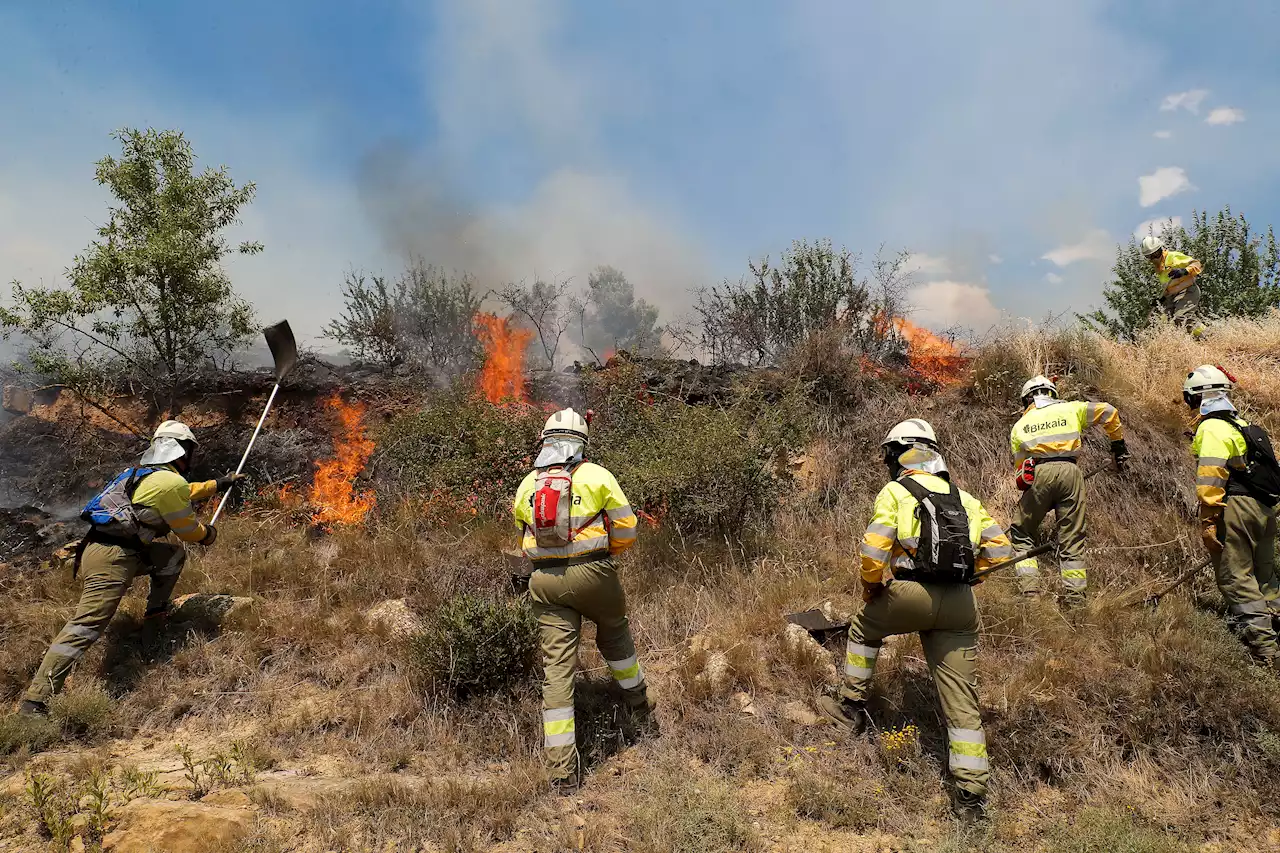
top-left (264, 320), bottom-right (298, 382)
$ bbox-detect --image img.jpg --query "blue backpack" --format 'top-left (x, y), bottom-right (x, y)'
top-left (80, 466), bottom-right (163, 533)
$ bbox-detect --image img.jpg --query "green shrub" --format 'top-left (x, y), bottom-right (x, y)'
top-left (49, 682), bottom-right (114, 739)
top-left (785, 772), bottom-right (878, 831)
top-left (408, 594), bottom-right (539, 700)
top-left (0, 713), bottom-right (59, 755)
top-left (374, 394), bottom-right (543, 521)
top-left (586, 366), bottom-right (810, 535)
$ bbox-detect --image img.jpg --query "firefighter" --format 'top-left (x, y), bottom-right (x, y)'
top-left (1184, 365), bottom-right (1280, 663)
top-left (18, 421), bottom-right (242, 716)
top-left (816, 419), bottom-right (1012, 813)
top-left (1142, 235), bottom-right (1204, 334)
top-left (512, 408), bottom-right (652, 792)
top-left (1008, 376), bottom-right (1128, 601)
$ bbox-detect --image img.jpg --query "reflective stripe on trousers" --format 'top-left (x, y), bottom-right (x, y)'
top-left (948, 727), bottom-right (990, 772)
top-left (543, 706), bottom-right (575, 748)
top-left (845, 641), bottom-right (880, 680)
top-left (1060, 560), bottom-right (1087, 591)
top-left (606, 654), bottom-right (644, 689)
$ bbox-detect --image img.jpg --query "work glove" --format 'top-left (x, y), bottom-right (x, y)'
top-left (1110, 439), bottom-right (1130, 471)
top-left (1168, 268), bottom-right (1188, 280)
top-left (200, 524), bottom-right (219, 547)
top-left (1200, 517), bottom-right (1223, 557)
top-left (861, 579), bottom-right (886, 603)
top-left (215, 472), bottom-right (247, 491)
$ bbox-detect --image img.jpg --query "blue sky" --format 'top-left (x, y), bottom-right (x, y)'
top-left (2, 1), bottom-right (1277, 347)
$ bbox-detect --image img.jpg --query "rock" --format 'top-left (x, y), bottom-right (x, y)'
top-left (69, 838), bottom-right (86, 853)
top-left (2, 385), bottom-right (32, 416)
top-left (699, 651), bottom-right (732, 693)
top-left (782, 623), bottom-right (840, 687)
top-left (172, 593), bottom-right (253, 624)
top-left (201, 789), bottom-right (253, 809)
top-left (364, 599), bottom-right (424, 639)
top-left (102, 800), bottom-right (253, 852)
top-left (783, 700), bottom-right (822, 726)
top-left (731, 691), bottom-right (759, 716)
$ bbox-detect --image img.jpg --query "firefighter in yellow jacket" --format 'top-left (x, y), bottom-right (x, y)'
top-left (1008, 376), bottom-right (1128, 600)
top-left (1142, 235), bottom-right (1204, 333)
top-left (817, 419), bottom-right (1011, 813)
top-left (1184, 365), bottom-right (1279, 664)
top-left (19, 421), bottom-right (241, 716)
top-left (512, 408), bottom-right (651, 791)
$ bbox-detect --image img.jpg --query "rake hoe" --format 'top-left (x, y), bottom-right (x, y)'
top-left (210, 320), bottom-right (298, 525)
top-left (1136, 557), bottom-right (1215, 608)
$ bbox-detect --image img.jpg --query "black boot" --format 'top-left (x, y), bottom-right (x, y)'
top-left (815, 694), bottom-right (869, 735)
top-left (18, 699), bottom-right (49, 718)
top-left (953, 786), bottom-right (989, 820)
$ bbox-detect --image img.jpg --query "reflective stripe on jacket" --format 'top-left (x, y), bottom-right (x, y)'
top-left (1192, 415), bottom-right (1249, 510)
top-left (1010, 399), bottom-right (1123, 466)
top-left (1157, 250), bottom-right (1203, 297)
top-left (513, 462), bottom-right (638, 567)
top-left (859, 471), bottom-right (1011, 585)
top-left (129, 465), bottom-right (215, 543)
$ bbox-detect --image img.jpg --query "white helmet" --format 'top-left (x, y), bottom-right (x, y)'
top-left (1183, 364), bottom-right (1235, 407)
top-left (881, 419), bottom-right (938, 448)
top-left (1140, 235), bottom-right (1165, 259)
top-left (140, 419), bottom-right (197, 465)
top-left (1020, 375), bottom-right (1059, 403)
top-left (542, 408), bottom-right (589, 441)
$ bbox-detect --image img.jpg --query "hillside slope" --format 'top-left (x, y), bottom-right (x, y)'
top-left (2, 315), bottom-right (1279, 852)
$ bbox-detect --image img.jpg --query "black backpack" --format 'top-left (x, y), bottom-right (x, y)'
top-left (1201, 411), bottom-right (1280, 507)
top-left (898, 476), bottom-right (977, 584)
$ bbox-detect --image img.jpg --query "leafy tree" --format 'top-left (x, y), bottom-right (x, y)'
top-left (0, 128), bottom-right (260, 431)
top-left (571, 266), bottom-right (662, 360)
top-left (1083, 207), bottom-right (1280, 339)
top-left (325, 261), bottom-right (483, 379)
top-left (696, 239), bottom-right (910, 365)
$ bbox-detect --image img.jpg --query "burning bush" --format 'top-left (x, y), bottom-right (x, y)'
top-left (407, 593), bottom-right (539, 700)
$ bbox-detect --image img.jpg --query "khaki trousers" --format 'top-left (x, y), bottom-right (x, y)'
top-left (1009, 461), bottom-right (1087, 595)
top-left (529, 558), bottom-right (650, 780)
top-left (24, 541), bottom-right (185, 704)
top-left (1212, 495), bottom-right (1279, 660)
top-left (840, 579), bottom-right (989, 796)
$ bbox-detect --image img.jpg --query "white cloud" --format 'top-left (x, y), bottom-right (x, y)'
top-left (908, 280), bottom-right (1001, 332)
top-left (1041, 228), bottom-right (1115, 266)
top-left (988, 254), bottom-right (1003, 264)
top-left (1133, 216), bottom-right (1182, 240)
top-left (1205, 107), bottom-right (1245, 126)
top-left (1045, 272), bottom-right (1064, 284)
top-left (1138, 166), bottom-right (1193, 207)
top-left (1160, 89), bottom-right (1208, 113)
top-left (1153, 130), bottom-right (1172, 139)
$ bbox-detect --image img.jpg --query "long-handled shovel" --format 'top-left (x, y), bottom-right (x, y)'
top-left (1134, 557), bottom-right (1214, 608)
top-left (210, 320), bottom-right (298, 525)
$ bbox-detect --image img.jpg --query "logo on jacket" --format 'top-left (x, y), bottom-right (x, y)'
top-left (1023, 417), bottom-right (1070, 435)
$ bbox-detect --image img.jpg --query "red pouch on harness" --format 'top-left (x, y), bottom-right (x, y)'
top-left (1015, 458), bottom-right (1036, 491)
top-left (532, 467), bottom-right (575, 548)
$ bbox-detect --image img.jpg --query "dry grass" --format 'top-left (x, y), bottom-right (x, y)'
top-left (2, 316), bottom-right (1280, 849)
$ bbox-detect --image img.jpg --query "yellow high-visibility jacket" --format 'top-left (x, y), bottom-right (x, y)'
top-left (1010, 399), bottom-right (1123, 467)
top-left (131, 465), bottom-right (217, 544)
top-left (859, 471), bottom-right (1012, 585)
top-left (1157, 250), bottom-right (1203, 297)
top-left (513, 462), bottom-right (639, 568)
top-left (1191, 414), bottom-right (1250, 512)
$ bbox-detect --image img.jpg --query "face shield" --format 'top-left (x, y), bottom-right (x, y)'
top-left (139, 436), bottom-right (188, 466)
top-left (534, 436), bottom-right (586, 469)
top-left (894, 442), bottom-right (950, 477)
top-left (1198, 390), bottom-right (1235, 415)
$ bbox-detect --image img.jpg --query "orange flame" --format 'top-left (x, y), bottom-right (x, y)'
top-left (895, 317), bottom-right (969, 389)
top-left (475, 313), bottom-right (535, 406)
top-left (309, 395), bottom-right (376, 525)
